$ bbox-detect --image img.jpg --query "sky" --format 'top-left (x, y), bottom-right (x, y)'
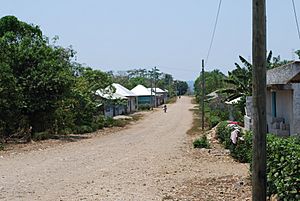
top-left (1, 0), bottom-right (300, 81)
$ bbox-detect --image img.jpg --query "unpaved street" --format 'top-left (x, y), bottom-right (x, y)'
top-left (0, 97), bottom-right (250, 201)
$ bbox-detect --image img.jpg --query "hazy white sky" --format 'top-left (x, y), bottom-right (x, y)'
top-left (1, 0), bottom-right (300, 81)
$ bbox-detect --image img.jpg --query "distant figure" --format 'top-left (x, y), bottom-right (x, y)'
top-left (163, 104), bottom-right (167, 113)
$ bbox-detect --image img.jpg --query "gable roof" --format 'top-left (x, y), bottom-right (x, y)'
top-left (267, 61), bottom-right (300, 85)
top-left (95, 89), bottom-right (127, 100)
top-left (112, 83), bottom-right (136, 97)
top-left (147, 87), bottom-right (166, 93)
top-left (131, 85), bottom-right (153, 96)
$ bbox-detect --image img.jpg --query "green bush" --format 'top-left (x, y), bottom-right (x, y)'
top-left (32, 131), bottom-right (52, 141)
top-left (230, 131), bottom-right (252, 163)
top-left (209, 115), bottom-right (221, 128)
top-left (216, 122), bottom-right (300, 200)
top-left (193, 135), bottom-right (210, 149)
top-left (0, 143), bottom-right (4, 150)
top-left (74, 125), bottom-right (94, 134)
top-left (138, 104), bottom-right (151, 111)
top-left (266, 135), bottom-right (300, 200)
top-left (216, 121), bottom-right (230, 143)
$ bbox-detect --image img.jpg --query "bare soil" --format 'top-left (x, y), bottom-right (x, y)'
top-left (0, 96), bottom-right (251, 201)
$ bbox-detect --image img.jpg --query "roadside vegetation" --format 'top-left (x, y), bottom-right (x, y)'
top-left (216, 122), bottom-right (300, 200)
top-left (192, 49), bottom-right (300, 201)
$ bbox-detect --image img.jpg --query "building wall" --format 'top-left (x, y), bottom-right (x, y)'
top-left (266, 89), bottom-right (293, 135)
top-left (137, 96), bottom-right (152, 105)
top-left (127, 97), bottom-right (137, 113)
top-left (292, 83), bottom-right (300, 135)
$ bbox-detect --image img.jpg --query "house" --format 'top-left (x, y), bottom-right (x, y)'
top-left (245, 61), bottom-right (300, 136)
top-left (131, 85), bottom-right (154, 107)
top-left (111, 83), bottom-right (137, 113)
top-left (95, 88), bottom-right (128, 117)
top-left (147, 87), bottom-right (168, 106)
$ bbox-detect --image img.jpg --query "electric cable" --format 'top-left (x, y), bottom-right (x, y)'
top-left (292, 0), bottom-right (300, 40)
top-left (205, 0), bottom-right (222, 66)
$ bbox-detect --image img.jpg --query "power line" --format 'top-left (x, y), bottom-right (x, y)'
top-left (205, 0), bottom-right (222, 66)
top-left (292, 0), bottom-right (300, 41)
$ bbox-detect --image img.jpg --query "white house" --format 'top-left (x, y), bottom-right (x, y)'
top-left (245, 61), bottom-right (300, 136)
top-left (95, 87), bottom-right (128, 117)
top-left (131, 85), bottom-right (155, 107)
top-left (147, 87), bottom-right (168, 106)
top-left (111, 83), bottom-right (137, 113)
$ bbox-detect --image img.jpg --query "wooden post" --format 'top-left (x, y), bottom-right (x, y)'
top-left (202, 59), bottom-right (205, 130)
top-left (252, 0), bottom-right (267, 200)
top-left (154, 66), bottom-right (157, 107)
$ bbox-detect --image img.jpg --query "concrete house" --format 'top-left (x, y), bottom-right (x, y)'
top-left (111, 83), bottom-right (137, 113)
top-left (245, 61), bottom-right (300, 136)
top-left (95, 88), bottom-right (128, 117)
top-left (131, 85), bottom-right (154, 107)
top-left (147, 87), bottom-right (168, 106)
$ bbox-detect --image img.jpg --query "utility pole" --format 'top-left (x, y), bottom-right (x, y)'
top-left (252, 0), bottom-right (267, 200)
top-left (154, 66), bottom-right (157, 107)
top-left (150, 69), bottom-right (153, 110)
top-left (201, 59), bottom-right (205, 131)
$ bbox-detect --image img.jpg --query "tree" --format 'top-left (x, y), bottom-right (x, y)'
top-left (194, 69), bottom-right (227, 103)
top-left (0, 16), bottom-right (74, 137)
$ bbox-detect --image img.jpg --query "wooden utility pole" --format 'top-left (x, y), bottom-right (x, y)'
top-left (201, 59), bottom-right (205, 130)
top-left (252, 0), bottom-right (267, 200)
top-left (150, 69), bottom-right (153, 110)
top-left (154, 66), bottom-right (157, 107)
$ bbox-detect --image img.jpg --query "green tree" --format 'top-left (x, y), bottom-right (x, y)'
top-left (0, 16), bottom-right (74, 137)
top-left (194, 69), bottom-right (227, 102)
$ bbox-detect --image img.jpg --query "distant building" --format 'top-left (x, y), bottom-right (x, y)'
top-left (147, 87), bottom-right (168, 106)
top-left (131, 85), bottom-right (154, 107)
top-left (111, 83), bottom-right (137, 113)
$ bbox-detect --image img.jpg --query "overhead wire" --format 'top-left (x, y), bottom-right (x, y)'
top-left (292, 0), bottom-right (300, 41)
top-left (205, 0), bottom-right (222, 66)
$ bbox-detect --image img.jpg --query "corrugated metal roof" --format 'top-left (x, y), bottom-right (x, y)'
top-left (112, 83), bottom-right (137, 97)
top-left (131, 85), bottom-right (153, 96)
top-left (147, 88), bottom-right (166, 93)
top-left (95, 88), bottom-right (127, 100)
top-left (267, 61), bottom-right (300, 85)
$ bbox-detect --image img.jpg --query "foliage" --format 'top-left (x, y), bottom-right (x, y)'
top-left (216, 122), bottom-right (300, 200)
top-left (295, 50), bottom-right (300, 59)
top-left (0, 15), bottom-right (74, 138)
top-left (138, 104), bottom-right (151, 111)
top-left (0, 16), bottom-right (115, 141)
top-left (193, 135), bottom-right (210, 149)
top-left (194, 69), bottom-right (226, 103)
top-left (205, 104), bottom-right (229, 129)
top-left (266, 135), bottom-right (300, 200)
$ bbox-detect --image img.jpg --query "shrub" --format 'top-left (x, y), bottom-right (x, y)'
top-left (138, 104), bottom-right (151, 111)
top-left (230, 131), bottom-right (252, 163)
top-left (32, 131), bottom-right (52, 141)
top-left (216, 121), bottom-right (230, 143)
top-left (267, 135), bottom-right (300, 200)
top-left (0, 143), bottom-right (4, 150)
top-left (74, 125), bottom-right (94, 134)
top-left (209, 115), bottom-right (221, 128)
top-left (216, 122), bottom-right (300, 200)
top-left (193, 135), bottom-right (210, 149)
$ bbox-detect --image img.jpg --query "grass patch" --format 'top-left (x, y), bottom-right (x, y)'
top-left (0, 143), bottom-right (4, 151)
top-left (193, 135), bottom-right (210, 149)
top-left (166, 97), bottom-right (177, 104)
top-left (187, 107), bottom-right (202, 135)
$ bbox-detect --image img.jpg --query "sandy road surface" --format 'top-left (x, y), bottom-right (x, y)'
top-left (0, 97), bottom-right (250, 201)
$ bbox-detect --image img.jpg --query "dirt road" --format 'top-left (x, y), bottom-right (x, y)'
top-left (0, 96), bottom-right (250, 201)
